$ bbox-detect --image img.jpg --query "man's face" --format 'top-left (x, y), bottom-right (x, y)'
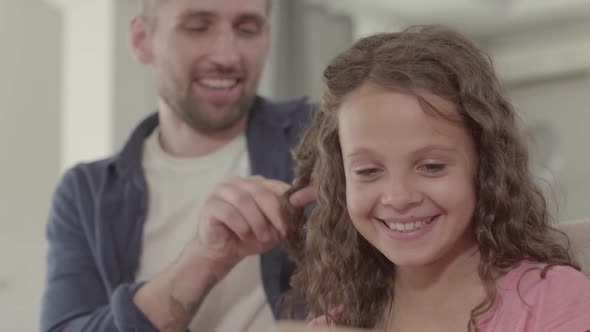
top-left (144, 0), bottom-right (270, 133)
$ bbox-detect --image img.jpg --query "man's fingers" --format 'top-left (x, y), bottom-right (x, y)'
top-left (289, 185), bottom-right (316, 207)
top-left (253, 176), bottom-right (291, 196)
top-left (214, 180), bottom-right (270, 243)
top-left (240, 177), bottom-right (288, 236)
top-left (207, 176), bottom-right (312, 247)
top-left (206, 199), bottom-right (252, 241)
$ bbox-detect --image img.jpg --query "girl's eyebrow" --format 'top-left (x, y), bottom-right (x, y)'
top-left (411, 145), bottom-right (460, 155)
top-left (345, 147), bottom-right (378, 159)
top-left (346, 145), bottom-right (458, 159)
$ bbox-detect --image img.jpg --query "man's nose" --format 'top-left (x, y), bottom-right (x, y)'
top-left (208, 26), bottom-right (240, 68)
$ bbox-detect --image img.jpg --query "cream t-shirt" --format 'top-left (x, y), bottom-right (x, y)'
top-left (137, 127), bottom-right (274, 332)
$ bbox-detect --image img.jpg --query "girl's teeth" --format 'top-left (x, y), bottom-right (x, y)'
top-left (385, 218), bottom-right (435, 233)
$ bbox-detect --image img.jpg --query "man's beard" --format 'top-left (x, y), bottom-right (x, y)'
top-left (160, 80), bottom-right (257, 134)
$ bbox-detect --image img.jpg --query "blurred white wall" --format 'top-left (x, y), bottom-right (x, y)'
top-left (57, 0), bottom-right (155, 169)
top-left (511, 75), bottom-right (590, 221)
top-left (0, 1), bottom-right (61, 331)
top-left (112, 2), bottom-right (158, 150)
top-left (492, 20), bottom-right (590, 222)
top-left (0, 1), bottom-right (156, 330)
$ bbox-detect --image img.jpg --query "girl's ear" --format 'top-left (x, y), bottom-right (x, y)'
top-left (128, 15), bottom-right (154, 64)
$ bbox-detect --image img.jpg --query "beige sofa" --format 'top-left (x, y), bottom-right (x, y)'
top-left (559, 219), bottom-right (590, 278)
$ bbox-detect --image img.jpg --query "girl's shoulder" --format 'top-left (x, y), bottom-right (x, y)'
top-left (482, 261), bottom-right (590, 331)
top-left (498, 261), bottom-right (590, 295)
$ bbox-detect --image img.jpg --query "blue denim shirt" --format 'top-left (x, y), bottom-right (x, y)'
top-left (41, 97), bottom-right (312, 332)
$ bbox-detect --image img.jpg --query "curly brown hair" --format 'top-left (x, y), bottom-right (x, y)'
top-left (282, 25), bottom-right (579, 331)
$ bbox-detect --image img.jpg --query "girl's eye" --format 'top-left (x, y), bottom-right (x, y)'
top-left (354, 168), bottom-right (381, 177)
top-left (417, 163), bottom-right (447, 174)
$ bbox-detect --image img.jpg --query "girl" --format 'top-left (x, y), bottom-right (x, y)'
top-left (283, 25), bottom-right (590, 331)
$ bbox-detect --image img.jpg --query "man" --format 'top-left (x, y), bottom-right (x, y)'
top-left (40, 0), bottom-right (314, 331)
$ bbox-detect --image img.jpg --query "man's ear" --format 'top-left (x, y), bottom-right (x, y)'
top-left (129, 15), bottom-right (153, 64)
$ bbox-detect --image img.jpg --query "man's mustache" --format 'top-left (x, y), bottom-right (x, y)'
top-left (192, 65), bottom-right (243, 77)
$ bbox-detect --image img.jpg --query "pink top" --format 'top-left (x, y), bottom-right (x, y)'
top-left (309, 262), bottom-right (590, 331)
top-left (478, 261), bottom-right (590, 331)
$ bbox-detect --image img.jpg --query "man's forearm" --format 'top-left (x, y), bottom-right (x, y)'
top-left (133, 241), bottom-right (227, 332)
top-left (161, 277), bottom-right (217, 331)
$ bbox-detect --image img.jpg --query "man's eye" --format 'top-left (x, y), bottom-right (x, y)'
top-left (185, 25), bottom-right (208, 32)
top-left (236, 23), bottom-right (261, 36)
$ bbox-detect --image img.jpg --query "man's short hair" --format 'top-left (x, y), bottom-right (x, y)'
top-left (139, 0), bottom-right (159, 20)
top-left (139, 0), bottom-right (273, 22)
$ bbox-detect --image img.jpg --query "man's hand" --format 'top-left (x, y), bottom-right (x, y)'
top-left (134, 176), bottom-right (315, 331)
top-left (193, 176), bottom-right (313, 277)
top-left (289, 185), bottom-right (315, 208)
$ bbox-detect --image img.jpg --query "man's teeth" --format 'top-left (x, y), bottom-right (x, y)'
top-left (199, 78), bottom-right (238, 89)
top-left (384, 217), bottom-right (434, 232)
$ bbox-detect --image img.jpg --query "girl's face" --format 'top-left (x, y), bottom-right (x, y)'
top-left (338, 82), bottom-right (478, 268)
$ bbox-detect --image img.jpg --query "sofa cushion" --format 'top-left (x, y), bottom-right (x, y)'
top-left (559, 219), bottom-right (590, 278)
